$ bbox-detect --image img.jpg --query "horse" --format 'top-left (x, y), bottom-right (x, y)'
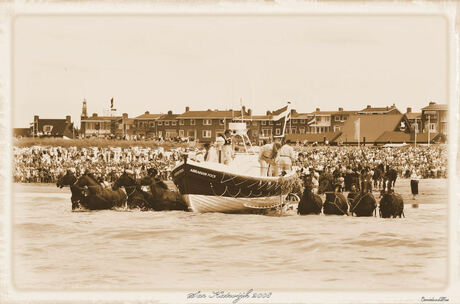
top-left (57, 170), bottom-right (86, 210)
top-left (112, 172), bottom-right (153, 210)
top-left (74, 173), bottom-right (127, 210)
top-left (379, 180), bottom-right (405, 218)
top-left (319, 174), bottom-right (348, 216)
top-left (348, 184), bottom-right (377, 217)
top-left (383, 168), bottom-right (398, 191)
top-left (298, 176), bottom-right (323, 215)
top-left (140, 175), bottom-right (188, 211)
top-left (373, 167), bottom-right (384, 190)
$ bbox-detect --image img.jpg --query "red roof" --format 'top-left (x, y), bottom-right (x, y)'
top-left (81, 116), bottom-right (121, 121)
top-left (177, 110), bottom-right (245, 119)
top-left (421, 103), bottom-right (448, 111)
top-left (336, 114), bottom-right (405, 143)
top-left (358, 105), bottom-right (401, 114)
top-left (405, 112), bottom-right (421, 120)
top-left (135, 113), bottom-right (163, 120)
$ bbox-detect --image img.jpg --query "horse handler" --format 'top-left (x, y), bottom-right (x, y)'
top-left (258, 142), bottom-right (281, 176)
top-left (410, 170), bottom-right (420, 200)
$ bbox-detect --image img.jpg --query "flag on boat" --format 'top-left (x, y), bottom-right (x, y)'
top-left (110, 97), bottom-right (114, 109)
top-left (354, 117), bottom-right (360, 140)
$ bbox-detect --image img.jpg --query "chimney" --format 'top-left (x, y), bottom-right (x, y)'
top-left (367, 105), bottom-right (371, 109)
top-left (122, 113), bottom-right (128, 119)
top-left (66, 115), bottom-right (71, 123)
top-left (266, 110), bottom-right (271, 115)
top-left (92, 113), bottom-right (97, 117)
top-left (145, 111), bottom-right (149, 115)
top-left (316, 108), bottom-right (320, 112)
top-left (34, 115), bottom-right (39, 122)
top-left (242, 105), bottom-right (246, 113)
top-left (386, 106), bottom-right (389, 110)
top-left (248, 109), bottom-right (252, 116)
top-left (406, 107), bottom-right (412, 113)
top-left (168, 110), bottom-right (172, 115)
top-left (429, 101), bottom-right (435, 106)
top-left (185, 106), bottom-right (190, 112)
top-left (338, 107), bottom-right (343, 111)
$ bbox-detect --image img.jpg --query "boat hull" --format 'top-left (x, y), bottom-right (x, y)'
top-left (171, 159), bottom-right (297, 213)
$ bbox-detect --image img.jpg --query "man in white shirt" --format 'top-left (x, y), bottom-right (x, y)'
top-left (277, 143), bottom-right (296, 173)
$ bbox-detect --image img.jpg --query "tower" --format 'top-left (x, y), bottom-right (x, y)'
top-left (81, 98), bottom-right (88, 119)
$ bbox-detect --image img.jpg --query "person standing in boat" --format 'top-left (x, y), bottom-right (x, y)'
top-left (258, 141), bottom-right (281, 176)
top-left (220, 129), bottom-right (234, 165)
top-left (277, 141), bottom-right (296, 174)
top-left (204, 142), bottom-right (218, 163)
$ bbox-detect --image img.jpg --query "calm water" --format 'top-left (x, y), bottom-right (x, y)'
top-left (11, 180), bottom-right (448, 291)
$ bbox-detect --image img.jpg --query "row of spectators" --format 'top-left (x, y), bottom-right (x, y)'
top-left (12, 144), bottom-right (447, 184)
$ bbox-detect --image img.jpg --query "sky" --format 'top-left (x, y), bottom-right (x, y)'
top-left (12, 14), bottom-right (448, 128)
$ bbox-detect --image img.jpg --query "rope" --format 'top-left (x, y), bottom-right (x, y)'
top-left (325, 194), bottom-right (348, 215)
top-left (350, 192), bottom-right (371, 213)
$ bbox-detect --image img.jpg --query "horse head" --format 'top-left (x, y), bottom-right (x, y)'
top-left (113, 171), bottom-right (137, 190)
top-left (57, 171), bottom-right (77, 188)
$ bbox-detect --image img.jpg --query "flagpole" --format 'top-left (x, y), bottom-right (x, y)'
top-left (358, 118), bottom-right (360, 148)
top-left (428, 115), bottom-right (430, 146)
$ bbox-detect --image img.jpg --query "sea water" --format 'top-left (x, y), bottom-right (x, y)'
top-left (10, 180), bottom-right (448, 291)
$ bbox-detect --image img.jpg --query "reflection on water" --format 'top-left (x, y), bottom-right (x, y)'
top-left (12, 182), bottom-right (448, 290)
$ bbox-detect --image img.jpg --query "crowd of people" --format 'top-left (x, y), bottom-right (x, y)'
top-left (13, 143), bottom-right (447, 186)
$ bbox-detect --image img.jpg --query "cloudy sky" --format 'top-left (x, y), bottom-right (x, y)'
top-left (13, 13), bottom-right (447, 127)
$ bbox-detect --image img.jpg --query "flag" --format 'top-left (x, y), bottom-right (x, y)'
top-left (354, 117), bottom-right (360, 140)
top-left (307, 116), bottom-right (316, 125)
top-left (271, 104), bottom-right (290, 121)
top-left (110, 98), bottom-right (114, 109)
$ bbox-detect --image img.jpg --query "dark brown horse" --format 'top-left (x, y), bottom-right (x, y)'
top-left (319, 174), bottom-right (348, 215)
top-left (113, 172), bottom-right (152, 210)
top-left (379, 181), bottom-right (405, 218)
top-left (140, 175), bottom-right (188, 211)
top-left (74, 173), bottom-right (127, 210)
top-left (349, 191), bottom-right (377, 217)
top-left (57, 170), bottom-right (86, 210)
top-left (298, 176), bottom-right (323, 215)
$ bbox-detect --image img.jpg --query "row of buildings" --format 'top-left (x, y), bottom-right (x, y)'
top-left (16, 100), bottom-right (448, 145)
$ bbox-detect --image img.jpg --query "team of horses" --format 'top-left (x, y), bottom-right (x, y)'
top-left (57, 169), bottom-right (188, 211)
top-left (57, 167), bottom-right (404, 218)
top-left (298, 172), bottom-right (404, 218)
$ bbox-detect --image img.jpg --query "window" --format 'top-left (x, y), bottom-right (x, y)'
top-left (276, 121), bottom-right (281, 126)
top-left (172, 121), bottom-right (177, 126)
top-left (262, 128), bottom-right (272, 137)
top-left (150, 122), bottom-right (155, 127)
top-left (275, 128), bottom-right (281, 135)
top-left (429, 123), bottom-right (436, 132)
top-left (157, 121), bottom-right (163, 126)
top-left (269, 121), bottom-right (273, 125)
top-left (190, 119), bottom-right (195, 125)
top-left (300, 119), bottom-right (305, 124)
top-left (179, 120), bottom-right (184, 125)
top-left (252, 130), bottom-right (258, 137)
top-left (203, 119), bottom-right (212, 125)
top-left (334, 126), bottom-right (341, 132)
top-left (179, 130), bottom-right (184, 137)
top-left (316, 116), bottom-right (321, 122)
top-left (261, 121), bottom-right (267, 125)
top-left (202, 130), bottom-right (211, 138)
top-left (299, 127), bottom-right (305, 134)
top-left (219, 119), bottom-right (225, 125)
top-left (164, 121), bottom-right (170, 126)
top-left (252, 121), bottom-right (258, 126)
top-left (292, 120), bottom-right (297, 124)
top-left (325, 116), bottom-right (330, 122)
top-left (43, 125), bottom-right (53, 133)
top-left (335, 116), bottom-right (340, 121)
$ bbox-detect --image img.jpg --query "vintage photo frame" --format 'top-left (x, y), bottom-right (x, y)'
top-left (0, 1), bottom-right (459, 303)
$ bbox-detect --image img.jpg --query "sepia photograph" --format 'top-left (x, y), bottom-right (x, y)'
top-left (1, 1), bottom-right (459, 303)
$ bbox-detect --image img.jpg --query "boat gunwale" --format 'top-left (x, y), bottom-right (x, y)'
top-left (172, 159), bottom-right (297, 182)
